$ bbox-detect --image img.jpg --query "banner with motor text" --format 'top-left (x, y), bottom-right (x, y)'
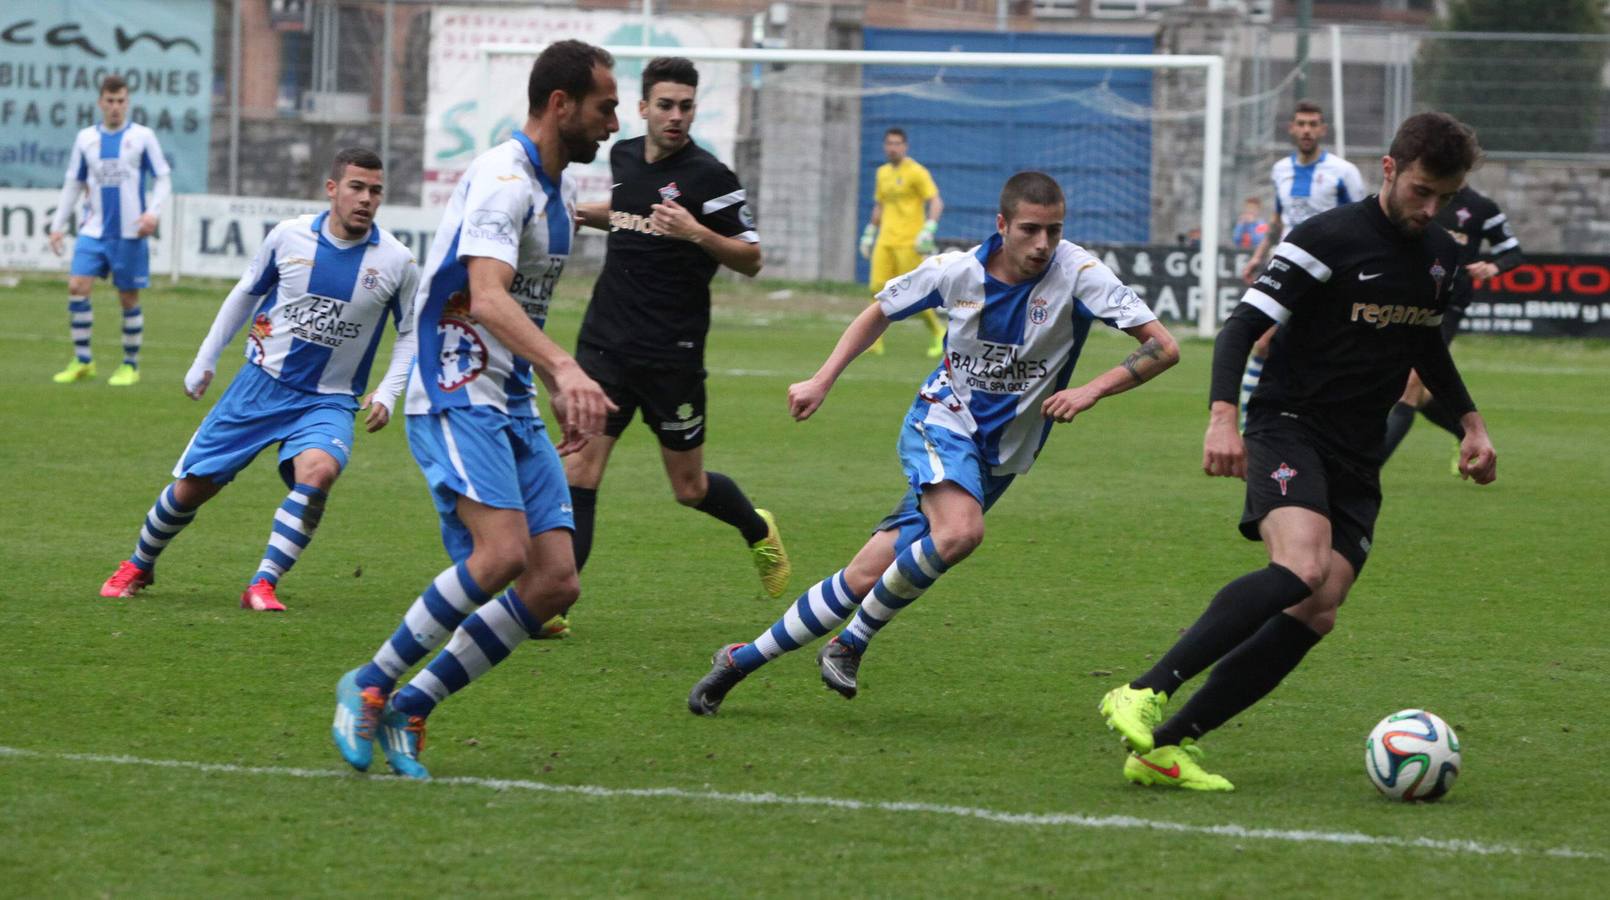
top-left (0, 0), bottom-right (214, 193)
top-left (1086, 244), bottom-right (1610, 338)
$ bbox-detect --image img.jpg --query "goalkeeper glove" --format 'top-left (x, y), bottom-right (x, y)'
top-left (915, 220), bottom-right (938, 255)
top-left (859, 224), bottom-right (877, 259)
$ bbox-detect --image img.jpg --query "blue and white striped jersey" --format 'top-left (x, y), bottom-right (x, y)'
top-left (878, 235), bottom-right (1157, 476)
top-left (406, 134), bottom-right (577, 417)
top-left (1271, 151), bottom-right (1365, 237)
top-left (225, 212), bottom-right (418, 402)
top-left (50, 123), bottom-right (172, 240)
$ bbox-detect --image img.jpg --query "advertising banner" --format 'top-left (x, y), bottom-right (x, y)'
top-left (423, 7), bottom-right (743, 210)
top-left (0, 187), bottom-right (173, 273)
top-left (175, 194), bottom-right (443, 280)
top-left (0, 0), bottom-right (214, 193)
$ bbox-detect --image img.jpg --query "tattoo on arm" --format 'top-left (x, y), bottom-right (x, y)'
top-left (1122, 337), bottom-right (1166, 384)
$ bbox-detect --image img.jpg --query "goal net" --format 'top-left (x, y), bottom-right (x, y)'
top-left (474, 42), bottom-right (1225, 336)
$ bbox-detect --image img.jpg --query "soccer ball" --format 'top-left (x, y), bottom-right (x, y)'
top-left (1365, 709), bottom-right (1462, 801)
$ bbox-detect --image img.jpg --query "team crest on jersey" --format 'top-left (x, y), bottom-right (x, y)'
top-left (247, 314), bottom-right (272, 365)
top-left (436, 291), bottom-right (487, 392)
top-left (360, 268), bottom-right (380, 291)
top-left (1454, 207), bottom-right (1471, 227)
top-left (1271, 462), bottom-right (1298, 496)
top-left (658, 182), bottom-right (681, 202)
top-left (1430, 261), bottom-right (1448, 287)
top-left (1028, 296), bottom-right (1050, 325)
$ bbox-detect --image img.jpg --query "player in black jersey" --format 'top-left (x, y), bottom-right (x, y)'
top-left (565, 57), bottom-right (789, 629)
top-left (1382, 184), bottom-right (1523, 464)
top-left (1099, 112), bottom-right (1499, 791)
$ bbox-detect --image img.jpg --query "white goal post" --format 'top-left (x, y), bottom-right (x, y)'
top-left (479, 43), bottom-right (1225, 338)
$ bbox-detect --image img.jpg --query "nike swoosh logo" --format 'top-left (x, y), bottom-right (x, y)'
top-left (684, 426), bottom-right (703, 440)
top-left (1358, 271), bottom-right (1384, 281)
top-left (1137, 757), bottom-right (1181, 778)
top-left (611, 183), bottom-right (623, 189)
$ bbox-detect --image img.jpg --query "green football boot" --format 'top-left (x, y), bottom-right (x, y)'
top-left (1123, 739), bottom-right (1234, 792)
top-left (1099, 683), bottom-right (1169, 754)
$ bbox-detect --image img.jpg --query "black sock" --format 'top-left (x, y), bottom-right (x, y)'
top-left (1152, 613), bottom-right (1323, 748)
top-left (569, 486), bottom-right (598, 573)
top-left (695, 472), bottom-right (769, 544)
top-left (1380, 401), bottom-right (1417, 461)
top-left (1130, 563), bottom-right (1312, 697)
top-left (1420, 397), bottom-right (1466, 440)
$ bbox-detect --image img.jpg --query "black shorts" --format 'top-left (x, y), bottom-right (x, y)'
top-left (1240, 415), bottom-right (1382, 575)
top-left (577, 342), bottom-right (707, 450)
top-left (1440, 303), bottom-right (1465, 345)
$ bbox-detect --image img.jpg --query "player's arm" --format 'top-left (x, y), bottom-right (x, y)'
top-left (185, 227), bottom-right (284, 399)
top-left (1411, 328), bottom-right (1496, 484)
top-left (648, 198), bottom-right (761, 277)
top-left (574, 201), bottom-right (610, 231)
top-left (137, 138), bottom-right (173, 238)
top-left (362, 260), bottom-right (422, 432)
top-left (465, 256), bottom-right (615, 454)
top-left (861, 201), bottom-right (882, 259)
top-left (47, 141), bottom-right (88, 255)
top-left (787, 302), bottom-right (892, 421)
top-left (1471, 202), bottom-right (1523, 280)
top-left (1043, 320), bottom-right (1179, 423)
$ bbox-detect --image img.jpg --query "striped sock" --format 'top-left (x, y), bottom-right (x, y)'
top-left (839, 536), bottom-right (951, 651)
top-left (390, 587), bottom-right (541, 717)
top-left (69, 296), bottom-right (92, 363)
top-left (121, 305), bottom-right (143, 367)
top-left (130, 484), bottom-right (199, 572)
top-left (730, 569), bottom-right (866, 673)
top-left (253, 483), bottom-right (325, 586)
top-left (357, 562), bottom-right (492, 692)
top-left (1238, 353), bottom-right (1265, 429)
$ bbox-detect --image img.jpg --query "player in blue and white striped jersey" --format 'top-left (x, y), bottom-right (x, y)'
top-left (1237, 100), bottom-right (1367, 425)
top-left (332, 41), bottom-right (620, 779)
top-left (98, 148), bottom-right (419, 614)
top-left (48, 75), bottom-right (173, 387)
top-left (688, 172), bottom-right (1181, 715)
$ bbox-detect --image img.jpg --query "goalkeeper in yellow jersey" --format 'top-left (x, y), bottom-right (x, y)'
top-left (859, 127), bottom-right (945, 357)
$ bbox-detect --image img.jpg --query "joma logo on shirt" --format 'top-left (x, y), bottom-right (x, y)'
top-left (1350, 302), bottom-right (1443, 329)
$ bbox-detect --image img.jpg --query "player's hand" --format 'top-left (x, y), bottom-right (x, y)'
top-left (361, 393), bottom-right (392, 433)
top-left (48, 231), bottom-right (66, 256)
top-left (550, 362), bottom-right (617, 455)
top-left (1042, 385), bottom-right (1099, 423)
top-left (135, 212), bottom-right (159, 238)
top-left (1203, 410), bottom-right (1246, 479)
top-left (1465, 261), bottom-right (1500, 281)
top-left (787, 378), bottom-right (829, 421)
top-left (183, 365), bottom-right (213, 400)
top-left (858, 224), bottom-right (876, 260)
top-left (648, 199), bottom-right (702, 242)
top-left (1240, 256), bottom-right (1262, 285)
top-left (914, 221), bottom-right (938, 255)
top-left (1457, 432), bottom-right (1497, 485)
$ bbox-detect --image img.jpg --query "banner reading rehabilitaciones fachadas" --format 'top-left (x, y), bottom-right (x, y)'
top-left (0, 0), bottom-right (214, 193)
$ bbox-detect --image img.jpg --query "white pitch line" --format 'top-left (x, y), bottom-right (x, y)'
top-left (0, 745), bottom-right (1600, 861)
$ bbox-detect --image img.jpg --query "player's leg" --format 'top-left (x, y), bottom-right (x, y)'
top-left (1237, 326), bottom-right (1276, 429)
top-left (563, 341), bottom-right (634, 577)
top-left (1104, 426), bottom-right (1325, 753)
top-left (53, 264), bottom-right (101, 383)
top-left (239, 446), bottom-right (344, 612)
top-left (106, 239), bottom-right (150, 385)
top-left (688, 527), bottom-right (894, 716)
top-left (1381, 370), bottom-right (1428, 462)
top-left (108, 289), bottom-right (143, 386)
top-left (100, 474), bottom-right (223, 598)
top-left (642, 362), bottom-right (789, 598)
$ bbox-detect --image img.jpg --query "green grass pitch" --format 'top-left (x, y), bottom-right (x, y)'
top-left (2, 272), bottom-right (1607, 895)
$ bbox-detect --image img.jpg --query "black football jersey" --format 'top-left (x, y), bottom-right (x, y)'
top-left (1244, 197), bottom-right (1466, 458)
top-left (578, 137), bottom-right (758, 363)
top-left (1433, 185), bottom-right (1523, 307)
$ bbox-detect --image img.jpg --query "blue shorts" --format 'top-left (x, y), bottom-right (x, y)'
top-left (874, 414), bottom-right (1015, 553)
top-left (406, 407), bottom-right (574, 563)
top-left (70, 233), bottom-right (150, 291)
top-left (174, 363), bottom-right (357, 488)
